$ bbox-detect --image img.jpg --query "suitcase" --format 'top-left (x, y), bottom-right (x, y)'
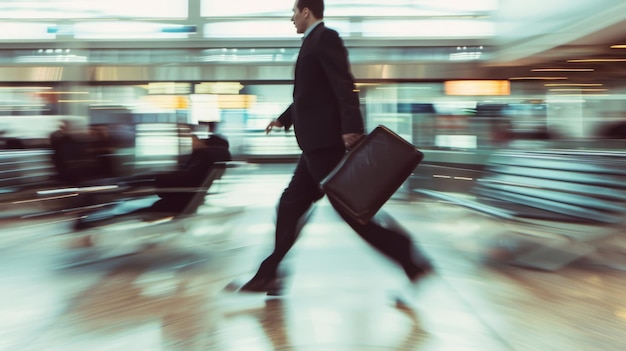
top-left (321, 125), bottom-right (424, 224)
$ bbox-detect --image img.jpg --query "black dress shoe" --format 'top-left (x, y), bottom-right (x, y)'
top-left (408, 264), bottom-right (434, 283)
top-left (239, 275), bottom-right (285, 296)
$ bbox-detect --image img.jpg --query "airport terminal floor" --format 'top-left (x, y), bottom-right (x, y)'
top-left (2, 162), bottom-right (626, 351)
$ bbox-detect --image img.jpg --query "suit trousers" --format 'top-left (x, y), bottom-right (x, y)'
top-left (256, 145), bottom-right (430, 279)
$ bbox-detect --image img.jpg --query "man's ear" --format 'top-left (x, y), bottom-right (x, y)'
top-left (302, 7), bottom-right (309, 18)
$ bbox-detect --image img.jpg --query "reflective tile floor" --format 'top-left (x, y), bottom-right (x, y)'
top-left (2, 163), bottom-right (626, 350)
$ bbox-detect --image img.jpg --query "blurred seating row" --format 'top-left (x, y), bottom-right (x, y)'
top-left (0, 132), bottom-right (233, 228)
top-left (0, 150), bottom-right (56, 193)
top-left (415, 149), bottom-right (626, 270)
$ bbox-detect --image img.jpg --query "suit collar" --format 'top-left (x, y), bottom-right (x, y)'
top-left (302, 20), bottom-right (323, 39)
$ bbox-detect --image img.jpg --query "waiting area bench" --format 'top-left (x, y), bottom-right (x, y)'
top-left (415, 149), bottom-right (626, 270)
top-left (62, 161), bottom-right (245, 265)
top-left (74, 161), bottom-right (244, 229)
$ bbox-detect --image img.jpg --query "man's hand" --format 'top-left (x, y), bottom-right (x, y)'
top-left (265, 119), bottom-right (283, 134)
top-left (342, 133), bottom-right (365, 150)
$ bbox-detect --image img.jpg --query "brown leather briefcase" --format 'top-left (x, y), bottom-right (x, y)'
top-left (321, 125), bottom-right (424, 224)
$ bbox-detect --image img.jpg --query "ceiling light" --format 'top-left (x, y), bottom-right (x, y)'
top-left (549, 89), bottom-right (608, 92)
top-left (531, 68), bottom-right (594, 72)
top-left (0, 86), bottom-right (52, 90)
top-left (567, 58), bottom-right (626, 63)
top-left (545, 83), bottom-right (603, 87)
top-left (37, 91), bottom-right (89, 95)
top-left (610, 45), bottom-right (626, 49)
top-left (509, 77), bottom-right (568, 80)
top-left (449, 51), bottom-right (483, 61)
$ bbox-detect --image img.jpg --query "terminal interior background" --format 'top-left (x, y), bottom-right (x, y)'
top-left (2, 1), bottom-right (626, 350)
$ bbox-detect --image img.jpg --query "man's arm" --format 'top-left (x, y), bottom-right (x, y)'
top-left (274, 104), bottom-right (293, 132)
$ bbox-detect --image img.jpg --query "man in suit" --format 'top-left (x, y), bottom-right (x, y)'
top-left (235, 0), bottom-right (433, 297)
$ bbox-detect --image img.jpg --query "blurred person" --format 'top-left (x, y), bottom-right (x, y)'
top-left (151, 134), bottom-right (231, 212)
top-left (598, 120), bottom-right (626, 139)
top-left (50, 121), bottom-right (119, 183)
top-left (88, 125), bottom-right (116, 178)
top-left (231, 0), bottom-right (433, 299)
top-left (49, 119), bottom-right (83, 183)
top-left (490, 119), bottom-right (513, 146)
top-left (75, 133), bottom-right (231, 230)
top-left (202, 121), bottom-right (229, 150)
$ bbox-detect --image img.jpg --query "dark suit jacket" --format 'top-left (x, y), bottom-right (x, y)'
top-left (277, 23), bottom-right (364, 152)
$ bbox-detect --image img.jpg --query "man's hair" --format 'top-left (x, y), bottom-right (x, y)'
top-left (296, 0), bottom-right (324, 19)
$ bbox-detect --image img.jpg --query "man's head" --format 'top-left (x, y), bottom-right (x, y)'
top-left (291, 0), bottom-right (324, 34)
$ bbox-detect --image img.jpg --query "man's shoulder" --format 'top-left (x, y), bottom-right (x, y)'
top-left (315, 24), bottom-right (338, 38)
top-left (204, 134), bottom-right (229, 149)
top-left (308, 25), bottom-right (342, 50)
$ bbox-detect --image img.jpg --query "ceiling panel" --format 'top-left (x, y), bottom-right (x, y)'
top-left (0, 0), bottom-right (625, 83)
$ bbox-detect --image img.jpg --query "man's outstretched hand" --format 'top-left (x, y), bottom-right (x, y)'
top-left (265, 119), bottom-right (283, 134)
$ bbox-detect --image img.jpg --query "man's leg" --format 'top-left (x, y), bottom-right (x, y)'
top-left (303, 146), bottom-right (433, 282)
top-left (330, 201), bottom-right (432, 280)
top-left (240, 158), bottom-right (323, 293)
